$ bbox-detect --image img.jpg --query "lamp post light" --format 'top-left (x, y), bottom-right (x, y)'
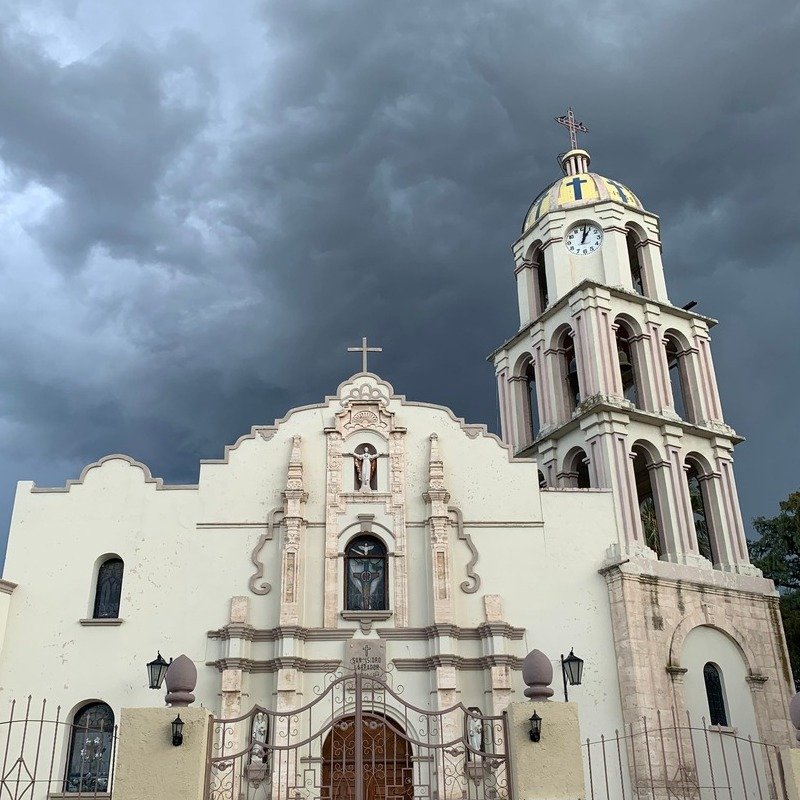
top-left (528, 711), bottom-right (542, 742)
top-left (560, 648), bottom-right (584, 702)
top-left (171, 715), bottom-right (184, 747)
top-left (146, 652), bottom-right (171, 690)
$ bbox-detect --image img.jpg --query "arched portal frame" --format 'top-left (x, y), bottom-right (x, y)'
top-left (682, 452), bottom-right (728, 569)
top-left (559, 446), bottom-right (592, 488)
top-left (511, 352), bottom-right (541, 450)
top-left (629, 440), bottom-right (673, 559)
top-left (612, 315), bottom-right (654, 411)
top-left (549, 324), bottom-right (582, 422)
top-left (663, 328), bottom-right (702, 423)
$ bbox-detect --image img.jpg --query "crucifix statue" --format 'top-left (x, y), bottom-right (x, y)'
top-left (555, 107), bottom-right (588, 151)
top-left (344, 446), bottom-right (388, 492)
top-left (347, 336), bottom-right (382, 373)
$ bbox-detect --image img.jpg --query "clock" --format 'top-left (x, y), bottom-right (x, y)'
top-left (565, 222), bottom-right (603, 255)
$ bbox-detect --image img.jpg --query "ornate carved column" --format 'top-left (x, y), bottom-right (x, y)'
top-left (279, 436), bottom-right (309, 627)
top-left (220, 596), bottom-right (250, 719)
top-left (324, 430), bottom-right (344, 628)
top-left (389, 429), bottom-right (409, 627)
top-left (424, 434), bottom-right (453, 624)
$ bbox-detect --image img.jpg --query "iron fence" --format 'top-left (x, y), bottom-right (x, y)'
top-left (583, 709), bottom-right (787, 800)
top-left (206, 671), bottom-right (511, 800)
top-left (0, 696), bottom-right (118, 798)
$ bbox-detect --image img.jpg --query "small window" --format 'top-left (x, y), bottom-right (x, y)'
top-left (703, 663), bottom-right (728, 726)
top-left (65, 702), bottom-right (114, 793)
top-left (93, 558), bottom-right (123, 619)
top-left (345, 536), bottom-right (388, 611)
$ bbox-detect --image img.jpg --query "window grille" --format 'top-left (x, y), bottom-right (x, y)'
top-left (93, 558), bottom-right (123, 619)
top-left (703, 662), bottom-right (728, 726)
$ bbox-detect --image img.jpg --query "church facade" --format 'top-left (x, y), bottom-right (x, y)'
top-left (0, 130), bottom-right (793, 795)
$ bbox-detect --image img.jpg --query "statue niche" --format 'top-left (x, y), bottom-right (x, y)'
top-left (346, 443), bottom-right (387, 492)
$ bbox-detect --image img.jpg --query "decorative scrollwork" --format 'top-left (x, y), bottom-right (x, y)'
top-left (247, 506), bottom-right (283, 595)
top-left (449, 505), bottom-right (481, 593)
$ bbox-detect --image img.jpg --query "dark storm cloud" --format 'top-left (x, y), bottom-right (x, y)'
top-left (0, 0), bottom-right (797, 562)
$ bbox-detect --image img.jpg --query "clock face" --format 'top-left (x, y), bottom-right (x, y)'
top-left (565, 223), bottom-right (603, 255)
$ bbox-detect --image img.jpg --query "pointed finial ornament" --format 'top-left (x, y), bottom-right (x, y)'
top-left (555, 107), bottom-right (588, 151)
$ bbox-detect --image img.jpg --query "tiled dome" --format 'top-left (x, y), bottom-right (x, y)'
top-left (522, 150), bottom-right (642, 234)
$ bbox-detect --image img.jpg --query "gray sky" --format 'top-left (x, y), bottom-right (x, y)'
top-left (0, 0), bottom-right (797, 563)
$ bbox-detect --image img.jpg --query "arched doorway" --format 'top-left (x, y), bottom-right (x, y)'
top-left (322, 713), bottom-right (412, 800)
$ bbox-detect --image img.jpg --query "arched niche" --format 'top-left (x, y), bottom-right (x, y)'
top-left (344, 430), bottom-right (389, 493)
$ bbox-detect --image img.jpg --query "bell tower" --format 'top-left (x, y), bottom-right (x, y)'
top-left (491, 110), bottom-right (756, 575)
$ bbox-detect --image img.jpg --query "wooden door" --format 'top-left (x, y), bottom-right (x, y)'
top-left (322, 714), bottom-right (412, 800)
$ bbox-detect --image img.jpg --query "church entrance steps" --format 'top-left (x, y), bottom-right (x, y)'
top-left (205, 671), bottom-right (511, 800)
top-left (583, 709), bottom-right (788, 800)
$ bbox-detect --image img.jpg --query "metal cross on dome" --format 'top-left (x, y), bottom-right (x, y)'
top-left (555, 107), bottom-right (588, 151)
top-left (347, 336), bottom-right (382, 373)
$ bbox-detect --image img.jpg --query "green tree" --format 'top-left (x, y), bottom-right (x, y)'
top-left (750, 491), bottom-right (800, 683)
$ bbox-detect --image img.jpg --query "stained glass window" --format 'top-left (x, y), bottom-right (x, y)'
top-left (93, 558), bottom-right (123, 619)
top-left (703, 663), bottom-right (728, 726)
top-left (65, 703), bottom-right (114, 793)
top-left (345, 536), bottom-right (387, 611)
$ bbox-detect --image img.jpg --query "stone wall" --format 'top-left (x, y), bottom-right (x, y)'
top-left (603, 555), bottom-right (794, 749)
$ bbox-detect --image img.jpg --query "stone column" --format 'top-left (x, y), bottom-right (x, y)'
top-left (280, 436), bottom-right (308, 626)
top-left (324, 430), bottom-right (345, 628)
top-left (220, 596), bottom-right (250, 720)
top-left (531, 335), bottom-right (555, 432)
top-left (495, 367), bottom-right (510, 445)
top-left (424, 434), bottom-right (453, 624)
top-left (692, 325), bottom-right (724, 424)
top-left (569, 299), bottom-right (598, 399)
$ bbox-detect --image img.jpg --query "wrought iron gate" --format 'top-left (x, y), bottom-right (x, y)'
top-left (206, 672), bottom-right (511, 800)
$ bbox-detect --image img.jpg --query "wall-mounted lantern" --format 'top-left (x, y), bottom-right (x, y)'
top-left (147, 652), bottom-right (171, 690)
top-left (528, 711), bottom-right (542, 742)
top-left (171, 715), bottom-right (184, 747)
top-left (560, 648), bottom-right (584, 702)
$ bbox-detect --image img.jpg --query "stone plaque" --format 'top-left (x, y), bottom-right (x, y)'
top-left (345, 639), bottom-right (387, 677)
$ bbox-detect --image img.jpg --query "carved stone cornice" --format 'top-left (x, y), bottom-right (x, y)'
top-left (392, 654), bottom-right (524, 671)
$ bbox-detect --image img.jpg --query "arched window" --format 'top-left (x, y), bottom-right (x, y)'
top-left (532, 247), bottom-right (549, 316)
top-left (632, 446), bottom-right (663, 557)
top-left (525, 361), bottom-right (540, 441)
top-left (703, 663), bottom-right (729, 726)
top-left (538, 470), bottom-right (547, 489)
top-left (626, 229), bottom-right (646, 296)
top-left (686, 460), bottom-right (715, 564)
top-left (93, 558), bottom-right (123, 619)
top-left (615, 322), bottom-right (641, 408)
top-left (65, 702), bottom-right (114, 793)
top-left (665, 334), bottom-right (693, 421)
top-left (345, 536), bottom-right (388, 611)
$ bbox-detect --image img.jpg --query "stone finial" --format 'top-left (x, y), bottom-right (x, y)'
top-left (427, 434), bottom-right (446, 494)
top-left (522, 649), bottom-right (554, 700)
top-left (790, 693), bottom-right (800, 742)
top-left (164, 654), bottom-right (197, 707)
top-left (285, 436), bottom-right (305, 493)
